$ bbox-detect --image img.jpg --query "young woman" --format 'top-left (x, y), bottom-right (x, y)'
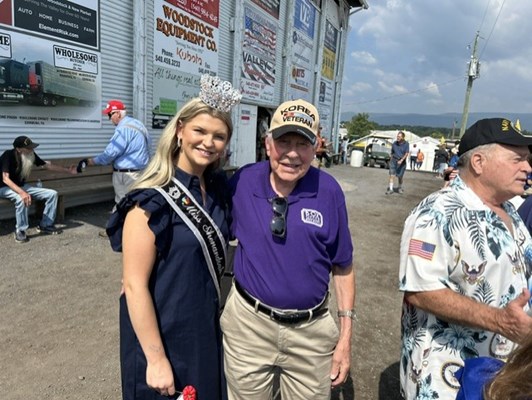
top-left (107, 76), bottom-right (240, 400)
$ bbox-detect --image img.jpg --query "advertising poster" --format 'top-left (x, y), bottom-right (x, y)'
top-left (0, 0), bottom-right (101, 128)
top-left (288, 0), bottom-right (316, 101)
top-left (249, 0), bottom-right (280, 20)
top-left (321, 20), bottom-right (337, 81)
top-left (152, 0), bottom-right (220, 128)
top-left (240, 3), bottom-right (276, 103)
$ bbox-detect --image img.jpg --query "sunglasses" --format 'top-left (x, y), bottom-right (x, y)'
top-left (108, 111), bottom-right (118, 120)
top-left (269, 196), bottom-right (288, 238)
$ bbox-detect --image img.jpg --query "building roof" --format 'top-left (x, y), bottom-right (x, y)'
top-left (346, 0), bottom-right (369, 9)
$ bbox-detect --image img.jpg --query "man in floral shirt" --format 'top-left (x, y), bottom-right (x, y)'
top-left (399, 118), bottom-right (532, 399)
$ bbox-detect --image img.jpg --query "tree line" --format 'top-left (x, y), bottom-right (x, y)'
top-left (342, 113), bottom-right (455, 141)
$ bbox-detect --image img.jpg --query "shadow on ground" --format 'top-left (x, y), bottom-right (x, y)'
top-left (379, 362), bottom-right (401, 400)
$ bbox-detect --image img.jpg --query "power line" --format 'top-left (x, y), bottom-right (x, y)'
top-left (479, 0), bottom-right (506, 58)
top-left (343, 0), bottom-right (506, 110)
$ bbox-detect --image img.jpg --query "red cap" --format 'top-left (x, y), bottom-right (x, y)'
top-left (102, 100), bottom-right (126, 114)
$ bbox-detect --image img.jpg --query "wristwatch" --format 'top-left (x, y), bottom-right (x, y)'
top-left (337, 309), bottom-right (357, 321)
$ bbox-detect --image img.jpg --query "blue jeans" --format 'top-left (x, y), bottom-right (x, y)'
top-left (0, 184), bottom-right (58, 232)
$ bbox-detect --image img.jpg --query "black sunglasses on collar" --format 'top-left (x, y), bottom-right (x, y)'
top-left (269, 196), bottom-right (288, 238)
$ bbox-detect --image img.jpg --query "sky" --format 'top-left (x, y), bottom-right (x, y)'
top-left (341, 0), bottom-right (532, 116)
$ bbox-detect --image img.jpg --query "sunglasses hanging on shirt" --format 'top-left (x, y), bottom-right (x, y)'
top-left (269, 196), bottom-right (288, 238)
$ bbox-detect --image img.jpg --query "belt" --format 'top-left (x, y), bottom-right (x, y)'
top-left (113, 168), bottom-right (140, 173)
top-left (234, 280), bottom-right (328, 324)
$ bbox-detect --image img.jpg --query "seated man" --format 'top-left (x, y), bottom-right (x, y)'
top-left (0, 136), bottom-right (77, 243)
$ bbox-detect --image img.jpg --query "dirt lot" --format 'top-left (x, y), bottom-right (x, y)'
top-left (0, 164), bottom-right (442, 400)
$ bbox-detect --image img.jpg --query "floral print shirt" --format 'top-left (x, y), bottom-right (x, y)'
top-left (399, 175), bottom-right (532, 400)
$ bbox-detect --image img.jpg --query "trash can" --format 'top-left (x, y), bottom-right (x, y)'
top-left (350, 150), bottom-right (364, 167)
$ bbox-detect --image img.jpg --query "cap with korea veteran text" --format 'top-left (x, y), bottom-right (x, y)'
top-left (270, 99), bottom-right (320, 145)
top-left (458, 118), bottom-right (532, 156)
top-left (102, 100), bottom-right (126, 114)
top-left (13, 136), bottom-right (39, 149)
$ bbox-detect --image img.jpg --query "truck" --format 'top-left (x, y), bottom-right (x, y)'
top-left (0, 59), bottom-right (97, 106)
top-left (0, 59), bottom-right (30, 101)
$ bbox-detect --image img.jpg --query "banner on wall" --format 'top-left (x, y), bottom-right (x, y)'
top-left (1, 0), bottom-right (99, 49)
top-left (240, 2), bottom-right (277, 103)
top-left (249, 0), bottom-right (280, 19)
top-left (0, 1), bottom-right (102, 128)
top-left (152, 0), bottom-right (220, 128)
top-left (288, 0), bottom-right (316, 101)
top-left (321, 20), bottom-right (337, 81)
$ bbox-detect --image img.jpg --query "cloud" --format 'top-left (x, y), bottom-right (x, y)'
top-left (350, 51), bottom-right (377, 65)
top-left (342, 0), bottom-right (532, 114)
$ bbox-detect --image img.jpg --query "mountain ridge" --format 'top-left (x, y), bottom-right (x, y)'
top-left (340, 112), bottom-right (532, 130)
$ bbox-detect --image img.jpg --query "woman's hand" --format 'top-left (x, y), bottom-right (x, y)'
top-left (146, 356), bottom-right (176, 397)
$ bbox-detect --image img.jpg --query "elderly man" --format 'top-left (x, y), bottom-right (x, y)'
top-left (79, 100), bottom-right (150, 204)
top-left (0, 136), bottom-right (77, 242)
top-left (399, 118), bottom-right (532, 399)
top-left (386, 131), bottom-right (410, 194)
top-left (221, 99), bottom-right (356, 399)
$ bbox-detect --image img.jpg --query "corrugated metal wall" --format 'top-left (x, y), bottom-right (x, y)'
top-left (0, 0), bottom-right (355, 161)
top-left (0, 2), bottom-right (137, 160)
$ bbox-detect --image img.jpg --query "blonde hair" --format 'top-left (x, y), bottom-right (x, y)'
top-left (131, 98), bottom-right (233, 190)
top-left (484, 333), bottom-right (532, 400)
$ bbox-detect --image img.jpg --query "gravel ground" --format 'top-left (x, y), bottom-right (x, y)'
top-left (0, 164), bottom-right (442, 400)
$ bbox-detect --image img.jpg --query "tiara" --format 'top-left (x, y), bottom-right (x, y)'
top-left (199, 74), bottom-right (242, 113)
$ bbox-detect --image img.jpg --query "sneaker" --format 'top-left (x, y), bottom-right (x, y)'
top-left (37, 225), bottom-right (63, 235)
top-left (385, 188), bottom-right (393, 195)
top-left (398, 188), bottom-right (404, 194)
top-left (14, 230), bottom-right (29, 243)
top-left (98, 230), bottom-right (108, 238)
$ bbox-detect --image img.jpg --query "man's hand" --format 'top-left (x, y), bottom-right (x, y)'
top-left (76, 159), bottom-right (88, 173)
top-left (330, 338), bottom-right (351, 388)
top-left (20, 190), bottom-right (31, 207)
top-left (496, 289), bottom-right (532, 344)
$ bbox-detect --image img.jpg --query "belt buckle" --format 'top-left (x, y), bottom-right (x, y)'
top-left (270, 309), bottom-right (306, 324)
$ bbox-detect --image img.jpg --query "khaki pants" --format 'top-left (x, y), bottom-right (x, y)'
top-left (112, 171), bottom-right (140, 204)
top-left (221, 283), bottom-right (339, 400)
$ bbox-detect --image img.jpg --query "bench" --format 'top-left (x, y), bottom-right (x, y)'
top-left (0, 157), bottom-right (114, 222)
top-left (0, 162), bottom-right (241, 222)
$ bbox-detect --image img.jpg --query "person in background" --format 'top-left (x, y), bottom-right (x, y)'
top-left (443, 147), bottom-right (460, 188)
top-left (409, 143), bottom-right (420, 170)
top-left (416, 149), bottom-right (424, 170)
top-left (399, 118), bottom-right (532, 399)
top-left (522, 154), bottom-right (532, 197)
top-left (435, 144), bottom-right (449, 178)
top-left (0, 136), bottom-right (77, 242)
top-left (106, 75), bottom-right (241, 400)
top-left (78, 100), bottom-right (151, 205)
top-left (222, 99), bottom-right (355, 400)
top-left (316, 125), bottom-right (332, 168)
top-left (341, 136), bottom-right (349, 164)
top-left (386, 131), bottom-right (409, 194)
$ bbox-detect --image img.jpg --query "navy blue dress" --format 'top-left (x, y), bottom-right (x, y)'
top-left (107, 168), bottom-right (230, 400)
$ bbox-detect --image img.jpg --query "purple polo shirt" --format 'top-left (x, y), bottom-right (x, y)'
top-left (230, 161), bottom-right (353, 309)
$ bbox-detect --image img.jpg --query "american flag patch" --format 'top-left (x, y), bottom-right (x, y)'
top-left (408, 239), bottom-right (436, 260)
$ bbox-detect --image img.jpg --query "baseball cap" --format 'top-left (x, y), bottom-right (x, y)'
top-left (270, 99), bottom-right (320, 145)
top-left (458, 118), bottom-right (532, 156)
top-left (102, 100), bottom-right (126, 114)
top-left (13, 136), bottom-right (39, 149)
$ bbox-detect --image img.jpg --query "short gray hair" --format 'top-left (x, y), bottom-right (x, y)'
top-left (457, 143), bottom-right (497, 169)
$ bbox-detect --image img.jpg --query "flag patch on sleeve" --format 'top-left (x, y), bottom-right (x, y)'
top-left (408, 239), bottom-right (436, 261)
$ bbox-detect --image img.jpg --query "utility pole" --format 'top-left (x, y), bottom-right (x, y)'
top-left (459, 31), bottom-right (481, 138)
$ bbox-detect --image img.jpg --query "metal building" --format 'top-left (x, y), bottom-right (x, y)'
top-left (0, 0), bottom-right (367, 167)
